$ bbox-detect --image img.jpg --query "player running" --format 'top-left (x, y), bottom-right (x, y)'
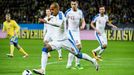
top-left (91, 5), bottom-right (117, 61)
top-left (2, 13), bottom-right (29, 58)
top-left (33, 2), bottom-right (99, 75)
top-left (65, 0), bottom-right (86, 69)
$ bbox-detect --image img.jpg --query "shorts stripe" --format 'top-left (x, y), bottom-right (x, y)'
top-left (69, 30), bottom-right (75, 43)
top-left (68, 39), bottom-right (79, 54)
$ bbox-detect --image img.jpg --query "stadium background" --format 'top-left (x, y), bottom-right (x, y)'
top-left (0, 0), bottom-right (134, 40)
top-left (0, 0), bottom-right (134, 75)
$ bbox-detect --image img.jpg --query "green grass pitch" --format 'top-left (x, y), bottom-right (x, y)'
top-left (0, 39), bottom-right (134, 75)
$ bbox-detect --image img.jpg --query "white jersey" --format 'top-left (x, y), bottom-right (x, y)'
top-left (92, 14), bottom-right (108, 33)
top-left (47, 11), bottom-right (67, 41)
top-left (43, 15), bottom-right (54, 35)
top-left (65, 8), bottom-right (84, 31)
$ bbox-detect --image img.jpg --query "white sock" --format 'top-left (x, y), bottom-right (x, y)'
top-left (82, 53), bottom-right (94, 63)
top-left (66, 53), bottom-right (74, 67)
top-left (75, 57), bottom-right (80, 66)
top-left (98, 49), bottom-right (104, 57)
top-left (93, 46), bottom-right (101, 52)
top-left (57, 49), bottom-right (62, 58)
top-left (41, 52), bottom-right (48, 71)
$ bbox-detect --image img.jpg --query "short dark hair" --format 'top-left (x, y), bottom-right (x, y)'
top-left (71, 0), bottom-right (78, 3)
top-left (51, 2), bottom-right (59, 9)
top-left (99, 5), bottom-right (105, 8)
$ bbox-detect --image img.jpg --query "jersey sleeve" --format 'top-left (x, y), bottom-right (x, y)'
top-left (106, 15), bottom-right (109, 22)
top-left (13, 20), bottom-right (20, 33)
top-left (47, 12), bottom-right (65, 27)
top-left (92, 15), bottom-right (98, 23)
top-left (80, 10), bottom-right (84, 19)
top-left (65, 8), bottom-right (71, 18)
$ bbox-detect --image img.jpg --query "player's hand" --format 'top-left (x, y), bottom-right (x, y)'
top-left (38, 18), bottom-right (47, 23)
top-left (112, 25), bottom-right (117, 29)
top-left (80, 26), bottom-right (85, 30)
top-left (96, 30), bottom-right (101, 36)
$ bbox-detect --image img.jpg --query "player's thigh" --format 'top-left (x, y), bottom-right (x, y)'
top-left (69, 30), bottom-right (81, 45)
top-left (44, 34), bottom-right (51, 42)
top-left (102, 33), bottom-right (107, 45)
top-left (62, 39), bottom-right (79, 55)
top-left (95, 33), bottom-right (105, 46)
top-left (48, 41), bottom-right (62, 50)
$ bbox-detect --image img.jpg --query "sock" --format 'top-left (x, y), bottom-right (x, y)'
top-left (75, 57), bottom-right (80, 66)
top-left (98, 49), bottom-right (104, 57)
top-left (57, 49), bottom-right (62, 58)
top-left (93, 46), bottom-right (101, 52)
top-left (10, 45), bottom-right (14, 56)
top-left (66, 53), bottom-right (74, 67)
top-left (41, 47), bottom-right (48, 71)
top-left (82, 53), bottom-right (95, 63)
top-left (19, 48), bottom-right (28, 55)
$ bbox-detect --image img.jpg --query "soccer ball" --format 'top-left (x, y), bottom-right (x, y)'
top-left (22, 70), bottom-right (32, 75)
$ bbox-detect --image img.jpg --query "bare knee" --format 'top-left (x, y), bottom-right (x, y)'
top-left (77, 44), bottom-right (82, 50)
top-left (102, 44), bottom-right (107, 49)
top-left (45, 43), bottom-right (52, 52)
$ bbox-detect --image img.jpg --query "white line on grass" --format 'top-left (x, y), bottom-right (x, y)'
top-left (47, 61), bottom-right (64, 65)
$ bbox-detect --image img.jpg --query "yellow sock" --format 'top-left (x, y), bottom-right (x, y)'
top-left (19, 48), bottom-right (28, 55)
top-left (10, 45), bottom-right (14, 56)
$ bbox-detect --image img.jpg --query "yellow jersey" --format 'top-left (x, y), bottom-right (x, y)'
top-left (2, 20), bottom-right (20, 38)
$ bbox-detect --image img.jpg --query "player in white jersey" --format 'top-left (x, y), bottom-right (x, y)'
top-left (65, 0), bottom-right (86, 69)
top-left (39, 8), bottom-right (62, 60)
top-left (91, 5), bottom-right (117, 61)
top-left (33, 2), bottom-right (99, 75)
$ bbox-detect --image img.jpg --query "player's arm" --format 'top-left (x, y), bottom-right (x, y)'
top-left (106, 21), bottom-right (117, 29)
top-left (106, 15), bottom-right (117, 29)
top-left (80, 18), bottom-right (86, 30)
top-left (80, 11), bottom-right (86, 30)
top-left (90, 18), bottom-right (101, 35)
top-left (13, 20), bottom-right (20, 36)
top-left (44, 14), bottom-right (65, 27)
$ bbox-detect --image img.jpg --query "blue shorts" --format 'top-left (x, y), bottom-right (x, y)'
top-left (10, 36), bottom-right (18, 44)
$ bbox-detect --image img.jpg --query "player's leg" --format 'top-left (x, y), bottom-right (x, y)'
top-left (66, 53), bottom-right (75, 69)
top-left (98, 33), bottom-right (107, 58)
top-left (92, 32), bottom-right (103, 59)
top-left (6, 41), bottom-right (15, 57)
top-left (57, 49), bottom-right (62, 61)
top-left (33, 41), bottom-right (61, 75)
top-left (15, 43), bottom-right (29, 58)
top-left (66, 30), bottom-right (83, 69)
top-left (63, 39), bottom-right (99, 71)
top-left (7, 36), bottom-right (17, 57)
top-left (44, 36), bottom-right (51, 58)
top-left (75, 44), bottom-right (83, 69)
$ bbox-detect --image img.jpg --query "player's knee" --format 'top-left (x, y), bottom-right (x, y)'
top-left (43, 44), bottom-right (52, 52)
top-left (76, 53), bottom-right (82, 59)
top-left (102, 44), bottom-right (107, 49)
top-left (77, 44), bottom-right (82, 51)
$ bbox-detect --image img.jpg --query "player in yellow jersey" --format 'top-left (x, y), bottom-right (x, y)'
top-left (2, 13), bottom-right (29, 58)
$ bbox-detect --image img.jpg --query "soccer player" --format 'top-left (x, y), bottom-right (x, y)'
top-left (39, 8), bottom-right (62, 60)
top-left (33, 2), bottom-right (99, 75)
top-left (65, 0), bottom-right (86, 69)
top-left (2, 13), bottom-right (29, 58)
top-left (91, 5), bottom-right (117, 61)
